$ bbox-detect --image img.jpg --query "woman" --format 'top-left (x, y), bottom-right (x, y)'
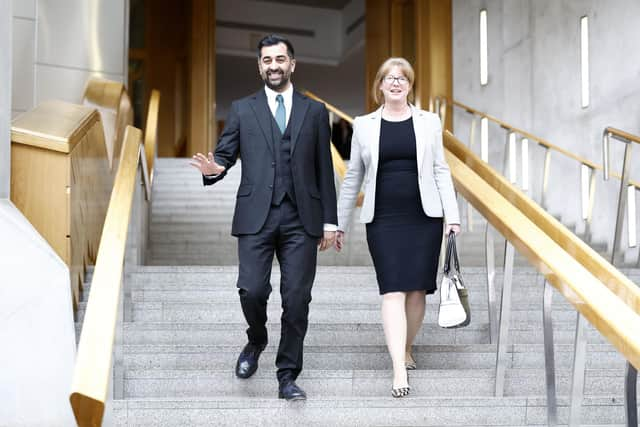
top-left (335, 58), bottom-right (461, 398)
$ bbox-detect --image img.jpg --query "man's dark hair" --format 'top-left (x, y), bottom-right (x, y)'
top-left (257, 34), bottom-right (295, 59)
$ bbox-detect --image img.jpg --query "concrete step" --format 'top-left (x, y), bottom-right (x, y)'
top-left (122, 367), bottom-right (627, 399)
top-left (119, 343), bottom-right (623, 371)
top-left (111, 396), bottom-right (630, 426)
top-left (123, 282), bottom-right (578, 305)
top-left (115, 321), bottom-right (614, 348)
top-left (78, 302), bottom-right (594, 325)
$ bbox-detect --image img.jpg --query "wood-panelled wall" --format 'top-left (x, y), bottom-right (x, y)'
top-left (415, 0), bottom-right (452, 130)
top-left (189, 0), bottom-right (216, 156)
top-left (365, 0), bottom-right (452, 129)
top-left (131, 0), bottom-right (215, 157)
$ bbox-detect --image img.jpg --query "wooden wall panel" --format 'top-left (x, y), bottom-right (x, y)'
top-left (189, 0), bottom-right (216, 155)
top-left (11, 102), bottom-right (112, 305)
top-left (147, 0), bottom-right (188, 157)
top-left (365, 0), bottom-right (391, 112)
top-left (415, 0), bottom-right (453, 129)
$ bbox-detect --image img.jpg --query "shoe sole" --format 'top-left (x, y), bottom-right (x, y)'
top-left (278, 393), bottom-right (307, 401)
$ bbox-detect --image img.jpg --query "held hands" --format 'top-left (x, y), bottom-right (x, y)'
top-left (318, 231), bottom-right (336, 251)
top-left (445, 223), bottom-right (461, 235)
top-left (334, 230), bottom-right (345, 252)
top-left (189, 152), bottom-right (226, 176)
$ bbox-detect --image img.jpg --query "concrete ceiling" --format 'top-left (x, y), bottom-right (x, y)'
top-left (251, 0), bottom-right (352, 10)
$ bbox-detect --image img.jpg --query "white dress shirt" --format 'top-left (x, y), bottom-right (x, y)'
top-left (264, 84), bottom-right (293, 128)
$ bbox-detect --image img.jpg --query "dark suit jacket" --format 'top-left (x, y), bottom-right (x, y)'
top-left (204, 89), bottom-right (338, 238)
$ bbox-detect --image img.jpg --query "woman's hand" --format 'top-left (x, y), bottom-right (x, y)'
top-left (334, 230), bottom-right (345, 252)
top-left (445, 223), bottom-right (461, 235)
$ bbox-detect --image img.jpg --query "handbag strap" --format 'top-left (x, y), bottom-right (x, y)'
top-left (449, 232), bottom-right (461, 274)
top-left (443, 231), bottom-right (456, 275)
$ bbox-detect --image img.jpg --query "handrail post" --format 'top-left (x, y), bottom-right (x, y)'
top-left (601, 127), bottom-right (638, 427)
top-left (540, 146), bottom-right (552, 210)
top-left (602, 129), bottom-right (634, 264)
top-left (521, 138), bottom-right (529, 193)
top-left (494, 239), bottom-right (515, 396)
top-left (580, 164), bottom-right (596, 242)
top-left (542, 280), bottom-right (558, 426)
top-left (568, 313), bottom-right (588, 426)
top-left (485, 224), bottom-right (498, 344)
top-left (467, 115), bottom-right (478, 231)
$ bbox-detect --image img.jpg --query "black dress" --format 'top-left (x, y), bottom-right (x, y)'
top-left (366, 117), bottom-right (444, 295)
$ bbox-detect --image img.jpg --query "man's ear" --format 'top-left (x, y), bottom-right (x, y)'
top-left (290, 59), bottom-right (296, 73)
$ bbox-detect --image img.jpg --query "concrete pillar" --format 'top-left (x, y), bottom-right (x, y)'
top-left (0, 0), bottom-right (11, 199)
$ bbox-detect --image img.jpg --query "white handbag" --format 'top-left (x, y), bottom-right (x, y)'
top-left (437, 233), bottom-right (469, 328)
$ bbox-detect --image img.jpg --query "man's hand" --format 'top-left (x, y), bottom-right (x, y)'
top-left (318, 231), bottom-right (336, 251)
top-left (445, 223), bottom-right (461, 235)
top-left (189, 152), bottom-right (226, 176)
top-left (334, 230), bottom-right (345, 252)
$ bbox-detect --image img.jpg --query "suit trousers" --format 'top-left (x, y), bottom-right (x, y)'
top-left (236, 196), bottom-right (318, 382)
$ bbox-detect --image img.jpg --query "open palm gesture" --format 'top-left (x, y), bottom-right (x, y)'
top-left (190, 152), bottom-right (226, 176)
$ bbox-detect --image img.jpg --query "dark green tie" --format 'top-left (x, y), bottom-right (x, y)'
top-left (275, 94), bottom-right (286, 134)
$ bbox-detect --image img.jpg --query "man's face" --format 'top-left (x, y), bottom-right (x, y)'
top-left (258, 42), bottom-right (296, 92)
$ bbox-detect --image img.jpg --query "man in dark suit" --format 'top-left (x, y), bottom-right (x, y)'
top-left (190, 35), bottom-right (337, 401)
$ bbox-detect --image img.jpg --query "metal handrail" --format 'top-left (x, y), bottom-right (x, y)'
top-left (602, 126), bottom-right (639, 427)
top-left (436, 95), bottom-right (640, 426)
top-left (69, 125), bottom-right (149, 426)
top-left (435, 95), bottom-right (639, 251)
top-left (445, 130), bottom-right (640, 427)
top-left (435, 96), bottom-right (640, 189)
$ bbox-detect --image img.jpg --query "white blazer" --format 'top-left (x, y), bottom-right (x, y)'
top-left (337, 105), bottom-right (460, 232)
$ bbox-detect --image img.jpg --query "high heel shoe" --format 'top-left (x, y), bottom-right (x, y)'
top-left (405, 353), bottom-right (416, 370)
top-left (391, 386), bottom-right (410, 398)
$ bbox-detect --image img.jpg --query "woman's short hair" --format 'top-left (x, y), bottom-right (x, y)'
top-left (371, 57), bottom-right (415, 105)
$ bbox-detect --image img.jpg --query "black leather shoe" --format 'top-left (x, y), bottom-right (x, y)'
top-left (235, 342), bottom-right (266, 379)
top-left (278, 380), bottom-right (307, 401)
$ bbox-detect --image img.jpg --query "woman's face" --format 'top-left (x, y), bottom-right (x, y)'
top-left (380, 65), bottom-right (410, 104)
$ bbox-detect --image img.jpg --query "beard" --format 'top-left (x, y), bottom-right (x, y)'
top-left (262, 68), bottom-right (291, 91)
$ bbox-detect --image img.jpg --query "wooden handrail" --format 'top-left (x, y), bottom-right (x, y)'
top-left (303, 90), bottom-right (354, 123)
top-left (442, 97), bottom-right (640, 189)
top-left (443, 133), bottom-right (640, 369)
top-left (606, 126), bottom-right (640, 145)
top-left (445, 130), bottom-right (640, 314)
top-left (144, 90), bottom-right (160, 185)
top-left (82, 79), bottom-right (134, 171)
top-left (69, 125), bottom-right (143, 426)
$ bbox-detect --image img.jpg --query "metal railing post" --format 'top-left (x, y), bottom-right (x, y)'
top-left (580, 164), bottom-right (597, 242)
top-left (540, 146), bottom-right (552, 210)
top-left (467, 115), bottom-right (478, 231)
top-left (495, 240), bottom-right (515, 396)
top-left (602, 128), bottom-right (638, 427)
top-left (485, 224), bottom-right (498, 344)
top-left (542, 280), bottom-right (558, 426)
top-left (568, 313), bottom-right (588, 426)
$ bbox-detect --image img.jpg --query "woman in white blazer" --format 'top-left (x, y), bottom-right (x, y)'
top-left (335, 58), bottom-right (460, 398)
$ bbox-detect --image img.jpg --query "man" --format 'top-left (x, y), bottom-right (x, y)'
top-left (190, 35), bottom-right (337, 401)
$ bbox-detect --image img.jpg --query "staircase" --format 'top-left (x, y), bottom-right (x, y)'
top-left (77, 158), bottom-right (639, 426)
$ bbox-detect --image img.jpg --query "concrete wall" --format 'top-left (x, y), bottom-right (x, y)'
top-left (1, 0), bottom-right (11, 198)
top-left (0, 200), bottom-right (76, 426)
top-left (11, 0), bottom-right (129, 117)
top-left (452, 0), bottom-right (640, 261)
